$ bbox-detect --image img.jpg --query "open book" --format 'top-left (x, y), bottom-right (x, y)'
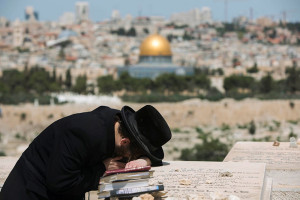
top-left (103, 166), bottom-right (151, 176)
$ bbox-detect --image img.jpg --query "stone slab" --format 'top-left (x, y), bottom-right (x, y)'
top-left (0, 156), bottom-right (18, 191)
top-left (223, 142), bottom-right (300, 195)
top-left (224, 142), bottom-right (300, 170)
top-left (151, 161), bottom-right (266, 200)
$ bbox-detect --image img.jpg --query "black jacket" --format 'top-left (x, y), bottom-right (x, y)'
top-left (1, 106), bottom-right (119, 200)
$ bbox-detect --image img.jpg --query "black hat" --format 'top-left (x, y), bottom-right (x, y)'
top-left (121, 105), bottom-right (172, 162)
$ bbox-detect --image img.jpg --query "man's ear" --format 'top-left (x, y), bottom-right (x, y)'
top-left (120, 137), bottom-right (130, 146)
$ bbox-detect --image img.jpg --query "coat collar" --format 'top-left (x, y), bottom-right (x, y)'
top-left (92, 106), bottom-right (121, 156)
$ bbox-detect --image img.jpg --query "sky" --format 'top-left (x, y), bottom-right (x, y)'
top-left (0, 0), bottom-right (299, 23)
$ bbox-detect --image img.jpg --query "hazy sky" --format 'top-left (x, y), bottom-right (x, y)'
top-left (0, 0), bottom-right (299, 22)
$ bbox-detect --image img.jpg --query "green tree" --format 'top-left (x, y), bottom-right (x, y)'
top-left (52, 67), bottom-right (57, 82)
top-left (247, 63), bottom-right (259, 73)
top-left (117, 28), bottom-right (126, 36)
top-left (193, 74), bottom-right (211, 90)
top-left (1, 69), bottom-right (25, 93)
top-left (179, 133), bottom-right (228, 161)
top-left (73, 75), bottom-right (87, 94)
top-left (127, 27), bottom-right (136, 37)
top-left (143, 28), bottom-right (149, 34)
top-left (259, 74), bottom-right (274, 93)
top-left (183, 31), bottom-right (194, 40)
top-left (224, 75), bottom-right (255, 93)
top-left (0, 82), bottom-right (9, 93)
top-left (65, 68), bottom-right (72, 89)
top-left (26, 67), bottom-right (52, 93)
top-left (154, 73), bottom-right (187, 93)
top-left (97, 75), bottom-right (119, 94)
top-left (118, 72), bottom-right (152, 92)
top-left (285, 66), bottom-right (300, 93)
top-left (248, 120), bottom-right (256, 135)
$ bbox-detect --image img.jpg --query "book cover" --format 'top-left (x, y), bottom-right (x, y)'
top-left (103, 166), bottom-right (151, 176)
top-left (100, 170), bottom-right (154, 184)
top-left (98, 185), bottom-right (164, 198)
top-left (99, 178), bottom-right (150, 192)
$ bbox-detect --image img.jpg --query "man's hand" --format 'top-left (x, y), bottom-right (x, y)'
top-left (125, 156), bottom-right (151, 168)
top-left (103, 156), bottom-right (126, 171)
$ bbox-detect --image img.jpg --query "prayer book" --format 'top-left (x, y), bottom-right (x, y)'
top-left (100, 170), bottom-right (154, 184)
top-left (98, 166), bottom-right (164, 198)
top-left (98, 185), bottom-right (164, 199)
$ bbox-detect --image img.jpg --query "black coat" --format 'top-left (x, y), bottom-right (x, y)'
top-left (1, 106), bottom-right (120, 200)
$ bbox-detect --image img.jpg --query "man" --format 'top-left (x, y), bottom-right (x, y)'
top-left (0, 105), bottom-right (172, 200)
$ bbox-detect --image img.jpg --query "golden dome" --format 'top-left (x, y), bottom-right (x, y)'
top-left (139, 34), bottom-right (172, 56)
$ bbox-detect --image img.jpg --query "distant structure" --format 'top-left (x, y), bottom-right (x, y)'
top-left (0, 17), bottom-right (8, 28)
top-left (256, 17), bottom-right (274, 27)
top-left (118, 34), bottom-right (194, 79)
top-left (59, 12), bottom-right (75, 26)
top-left (25, 6), bottom-right (39, 22)
top-left (111, 10), bottom-right (121, 21)
top-left (233, 16), bottom-right (249, 27)
top-left (75, 2), bottom-right (89, 23)
top-left (170, 7), bottom-right (212, 26)
top-left (12, 19), bottom-right (23, 47)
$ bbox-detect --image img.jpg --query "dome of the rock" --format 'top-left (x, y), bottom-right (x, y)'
top-left (139, 34), bottom-right (172, 56)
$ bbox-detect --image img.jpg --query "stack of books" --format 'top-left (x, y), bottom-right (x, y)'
top-left (98, 166), bottom-right (164, 199)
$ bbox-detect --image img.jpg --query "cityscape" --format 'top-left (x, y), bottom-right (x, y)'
top-left (0, 2), bottom-right (299, 98)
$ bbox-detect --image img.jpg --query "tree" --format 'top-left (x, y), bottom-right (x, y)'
top-left (65, 68), bottom-right (72, 89)
top-left (285, 66), bottom-right (300, 93)
top-left (167, 34), bottom-right (174, 42)
top-left (259, 74), bottom-right (274, 93)
top-left (127, 27), bottom-right (136, 37)
top-left (248, 120), bottom-right (256, 135)
top-left (0, 69), bottom-right (25, 93)
top-left (183, 31), bottom-right (194, 40)
top-left (118, 72), bottom-right (152, 92)
top-left (26, 67), bottom-right (52, 93)
top-left (73, 75), bottom-right (87, 94)
top-left (224, 75), bottom-right (255, 93)
top-left (117, 28), bottom-right (126, 36)
top-left (143, 28), bottom-right (149, 34)
top-left (97, 75), bottom-right (119, 94)
top-left (179, 132), bottom-right (228, 161)
top-left (193, 74), bottom-right (211, 90)
top-left (247, 63), bottom-right (259, 73)
top-left (154, 73), bottom-right (187, 93)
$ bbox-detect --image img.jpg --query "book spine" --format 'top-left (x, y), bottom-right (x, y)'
top-left (110, 185), bottom-right (164, 196)
top-left (99, 179), bottom-right (149, 192)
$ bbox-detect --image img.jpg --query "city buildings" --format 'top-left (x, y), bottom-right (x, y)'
top-left (0, 3), bottom-right (299, 93)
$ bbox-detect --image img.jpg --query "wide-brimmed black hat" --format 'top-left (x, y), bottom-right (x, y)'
top-left (121, 105), bottom-right (172, 162)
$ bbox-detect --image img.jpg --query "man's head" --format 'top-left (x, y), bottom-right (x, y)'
top-left (114, 114), bottom-right (144, 161)
top-left (119, 105), bottom-right (172, 162)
